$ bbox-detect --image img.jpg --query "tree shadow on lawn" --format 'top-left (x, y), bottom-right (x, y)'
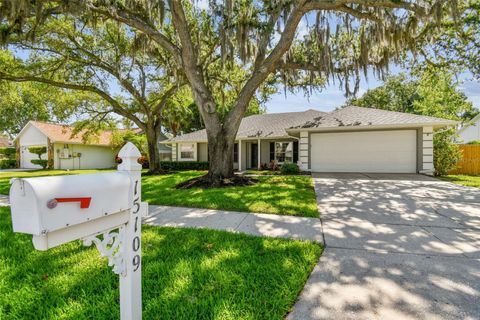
top-left (0, 208), bottom-right (321, 320)
top-left (142, 173), bottom-right (318, 218)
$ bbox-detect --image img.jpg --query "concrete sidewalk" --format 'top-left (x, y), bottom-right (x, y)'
top-left (0, 195), bottom-right (322, 242)
top-left (0, 195), bottom-right (9, 207)
top-left (145, 205), bottom-right (323, 243)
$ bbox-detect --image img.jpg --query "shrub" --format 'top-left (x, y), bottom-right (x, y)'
top-left (0, 147), bottom-right (16, 158)
top-left (466, 140), bottom-right (480, 145)
top-left (280, 162), bottom-right (300, 175)
top-left (268, 160), bottom-right (280, 171)
top-left (434, 129), bottom-right (462, 176)
top-left (0, 159), bottom-right (16, 169)
top-left (160, 161), bottom-right (209, 171)
top-left (31, 159), bottom-right (48, 169)
top-left (28, 146), bottom-right (47, 158)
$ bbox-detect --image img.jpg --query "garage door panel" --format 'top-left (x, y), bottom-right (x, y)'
top-left (20, 145), bottom-right (47, 169)
top-left (311, 130), bottom-right (417, 173)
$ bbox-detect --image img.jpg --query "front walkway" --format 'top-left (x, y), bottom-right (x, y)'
top-left (0, 195), bottom-right (9, 207)
top-left (145, 205), bottom-right (323, 242)
top-left (288, 173), bottom-right (480, 320)
top-left (0, 193), bottom-right (322, 242)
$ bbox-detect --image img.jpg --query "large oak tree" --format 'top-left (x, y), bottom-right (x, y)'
top-left (1, 0), bottom-right (462, 185)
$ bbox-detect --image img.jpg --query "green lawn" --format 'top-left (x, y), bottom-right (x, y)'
top-left (0, 170), bottom-right (319, 217)
top-left (142, 171), bottom-right (318, 217)
top-left (0, 207), bottom-right (322, 320)
top-left (439, 175), bottom-right (480, 188)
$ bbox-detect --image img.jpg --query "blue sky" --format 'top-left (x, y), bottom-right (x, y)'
top-left (265, 76), bottom-right (480, 114)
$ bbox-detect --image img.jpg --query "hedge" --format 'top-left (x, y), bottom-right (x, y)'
top-left (0, 147), bottom-right (16, 158)
top-left (280, 162), bottom-right (300, 175)
top-left (0, 159), bottom-right (16, 169)
top-left (160, 161), bottom-right (209, 171)
top-left (31, 159), bottom-right (48, 169)
top-left (466, 140), bottom-right (480, 145)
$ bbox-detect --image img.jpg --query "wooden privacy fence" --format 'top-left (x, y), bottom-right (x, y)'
top-left (449, 145), bottom-right (480, 175)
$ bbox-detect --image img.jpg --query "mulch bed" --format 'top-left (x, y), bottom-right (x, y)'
top-left (175, 175), bottom-right (258, 189)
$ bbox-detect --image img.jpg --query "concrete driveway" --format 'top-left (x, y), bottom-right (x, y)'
top-left (289, 173), bottom-right (480, 320)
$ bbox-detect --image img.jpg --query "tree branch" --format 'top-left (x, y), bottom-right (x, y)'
top-left (0, 72), bottom-right (145, 129)
top-left (152, 84), bottom-right (184, 116)
top-left (85, 3), bottom-right (182, 63)
top-left (168, 0), bottom-right (221, 131)
top-left (224, 1), bottom-right (309, 135)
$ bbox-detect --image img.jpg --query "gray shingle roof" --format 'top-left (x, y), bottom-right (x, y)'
top-left (167, 106), bottom-right (456, 142)
top-left (290, 106), bottom-right (457, 129)
top-left (167, 109), bottom-right (325, 142)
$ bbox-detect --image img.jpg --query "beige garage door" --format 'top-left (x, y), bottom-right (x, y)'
top-left (310, 130), bottom-right (417, 173)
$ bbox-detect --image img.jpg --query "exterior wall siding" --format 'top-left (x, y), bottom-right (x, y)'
top-left (198, 143), bottom-right (208, 162)
top-left (459, 119), bottom-right (480, 143)
top-left (53, 143), bottom-right (117, 170)
top-left (172, 143), bottom-right (177, 161)
top-left (299, 131), bottom-right (309, 171)
top-left (420, 126), bottom-right (434, 175)
top-left (18, 124), bottom-right (48, 146)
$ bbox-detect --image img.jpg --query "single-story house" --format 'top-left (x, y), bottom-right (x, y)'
top-left (162, 106), bottom-right (456, 174)
top-left (15, 121), bottom-right (119, 170)
top-left (457, 113), bottom-right (480, 143)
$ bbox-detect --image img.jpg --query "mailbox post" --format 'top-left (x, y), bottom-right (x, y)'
top-left (118, 142), bottom-right (143, 319)
top-left (10, 142), bottom-right (147, 320)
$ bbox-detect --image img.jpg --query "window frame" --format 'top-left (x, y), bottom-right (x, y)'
top-left (233, 143), bottom-right (238, 163)
top-left (179, 143), bottom-right (196, 161)
top-left (274, 141), bottom-right (294, 164)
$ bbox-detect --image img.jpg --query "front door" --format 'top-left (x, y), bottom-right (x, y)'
top-left (251, 143), bottom-right (258, 169)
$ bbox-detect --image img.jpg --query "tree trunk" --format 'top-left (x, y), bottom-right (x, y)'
top-left (145, 123), bottom-right (162, 173)
top-left (206, 129), bottom-right (235, 184)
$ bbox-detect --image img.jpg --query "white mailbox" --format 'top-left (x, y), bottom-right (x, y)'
top-left (10, 172), bottom-right (133, 250)
top-left (9, 142), bottom-right (145, 320)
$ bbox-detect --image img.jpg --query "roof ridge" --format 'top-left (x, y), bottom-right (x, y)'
top-left (30, 120), bottom-right (131, 133)
top-left (340, 105), bottom-right (457, 120)
top-left (245, 109), bottom-right (325, 118)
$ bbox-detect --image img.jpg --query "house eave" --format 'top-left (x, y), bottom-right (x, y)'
top-left (287, 122), bottom-right (458, 133)
top-left (51, 140), bottom-right (112, 147)
top-left (161, 134), bottom-right (298, 144)
top-left (457, 114), bottom-right (480, 134)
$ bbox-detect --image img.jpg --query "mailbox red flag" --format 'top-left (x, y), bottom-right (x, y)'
top-left (55, 197), bottom-right (92, 209)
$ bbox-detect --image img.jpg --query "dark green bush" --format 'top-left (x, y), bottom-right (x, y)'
top-left (28, 146), bottom-right (47, 158)
top-left (0, 147), bottom-right (16, 158)
top-left (0, 159), bottom-right (16, 169)
top-left (466, 140), bottom-right (480, 145)
top-left (31, 159), bottom-right (48, 169)
top-left (160, 161), bottom-right (209, 171)
top-left (280, 162), bottom-right (300, 175)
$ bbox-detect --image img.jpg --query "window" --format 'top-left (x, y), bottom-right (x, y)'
top-left (275, 142), bottom-right (294, 163)
top-left (180, 143), bottom-right (195, 160)
top-left (233, 143), bottom-right (238, 162)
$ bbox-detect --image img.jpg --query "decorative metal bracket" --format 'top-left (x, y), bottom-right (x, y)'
top-left (83, 225), bottom-right (126, 276)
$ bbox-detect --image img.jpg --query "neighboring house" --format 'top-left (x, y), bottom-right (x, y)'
top-left (0, 135), bottom-right (12, 147)
top-left (162, 106), bottom-right (456, 174)
top-left (15, 121), bottom-right (119, 170)
top-left (457, 113), bottom-right (480, 143)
